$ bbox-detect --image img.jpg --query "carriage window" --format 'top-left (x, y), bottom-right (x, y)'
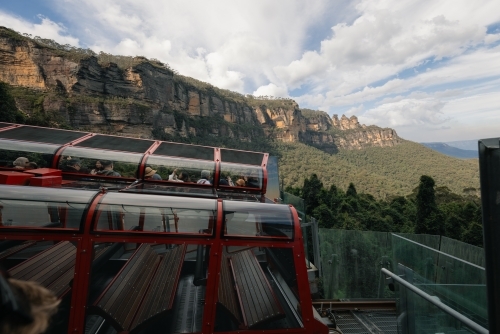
top-left (0, 185), bottom-right (95, 229)
top-left (214, 246), bottom-right (302, 331)
top-left (219, 163), bottom-right (262, 189)
top-left (59, 146), bottom-right (142, 179)
top-left (145, 155), bottom-right (216, 184)
top-left (94, 192), bottom-right (216, 234)
top-left (223, 201), bottom-right (294, 239)
top-left (0, 139), bottom-right (59, 169)
top-left (84, 241), bottom-right (209, 333)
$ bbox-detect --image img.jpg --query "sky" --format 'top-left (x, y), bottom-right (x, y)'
top-left (1, 0), bottom-right (499, 142)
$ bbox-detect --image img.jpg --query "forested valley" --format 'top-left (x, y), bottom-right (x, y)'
top-left (286, 173), bottom-right (483, 247)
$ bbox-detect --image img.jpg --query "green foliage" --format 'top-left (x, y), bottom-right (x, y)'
top-left (0, 82), bottom-right (25, 123)
top-left (277, 140), bottom-right (478, 199)
top-left (295, 173), bottom-right (482, 247)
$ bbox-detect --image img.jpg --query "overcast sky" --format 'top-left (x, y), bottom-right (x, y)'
top-left (1, 0), bottom-right (499, 142)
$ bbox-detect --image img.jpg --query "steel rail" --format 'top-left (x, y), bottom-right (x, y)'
top-left (381, 268), bottom-right (488, 334)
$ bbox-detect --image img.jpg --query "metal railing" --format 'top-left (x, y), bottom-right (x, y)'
top-left (382, 268), bottom-right (488, 334)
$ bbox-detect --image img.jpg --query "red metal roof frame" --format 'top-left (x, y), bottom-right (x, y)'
top-left (0, 124), bottom-right (269, 195)
top-left (0, 193), bottom-right (327, 333)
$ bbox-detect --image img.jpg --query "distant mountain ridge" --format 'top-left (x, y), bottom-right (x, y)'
top-left (421, 142), bottom-right (477, 159)
top-left (0, 26), bottom-right (480, 197)
top-left (445, 140), bottom-right (478, 151)
top-left (0, 26), bottom-right (400, 153)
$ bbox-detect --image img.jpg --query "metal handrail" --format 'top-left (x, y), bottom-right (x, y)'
top-left (381, 268), bottom-right (488, 334)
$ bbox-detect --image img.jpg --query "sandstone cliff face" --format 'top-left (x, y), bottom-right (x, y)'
top-left (0, 27), bottom-right (401, 150)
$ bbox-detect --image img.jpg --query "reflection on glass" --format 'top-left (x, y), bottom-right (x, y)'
top-left (318, 229), bottom-right (393, 299)
top-left (0, 139), bottom-right (59, 169)
top-left (398, 264), bottom-right (485, 333)
top-left (219, 163), bottom-right (262, 189)
top-left (146, 156), bottom-right (215, 184)
top-left (215, 246), bottom-right (302, 331)
top-left (85, 242), bottom-right (207, 333)
top-left (0, 239), bottom-right (76, 333)
top-left (0, 186), bottom-right (95, 229)
top-left (94, 193), bottom-right (216, 234)
top-left (59, 146), bottom-right (142, 178)
top-left (393, 234), bottom-right (488, 329)
top-left (223, 201), bottom-right (293, 239)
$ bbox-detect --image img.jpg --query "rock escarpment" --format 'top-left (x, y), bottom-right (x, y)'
top-left (0, 27), bottom-right (401, 151)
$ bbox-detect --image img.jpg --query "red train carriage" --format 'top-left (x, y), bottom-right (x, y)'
top-left (0, 122), bottom-right (328, 334)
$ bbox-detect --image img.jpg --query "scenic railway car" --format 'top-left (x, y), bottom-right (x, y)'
top-left (0, 122), bottom-right (329, 334)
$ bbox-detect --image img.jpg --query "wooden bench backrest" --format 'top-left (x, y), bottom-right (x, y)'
top-left (218, 252), bottom-right (243, 325)
top-left (230, 249), bottom-right (285, 328)
top-left (9, 241), bottom-right (76, 298)
top-left (218, 249), bottom-right (285, 329)
top-left (130, 244), bottom-right (187, 332)
top-left (92, 243), bottom-right (187, 333)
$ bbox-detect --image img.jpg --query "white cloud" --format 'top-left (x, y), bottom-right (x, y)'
top-left (0, 11), bottom-right (79, 46)
top-left (360, 98), bottom-right (448, 128)
top-left (253, 83), bottom-right (288, 98)
top-left (1, 0), bottom-right (499, 141)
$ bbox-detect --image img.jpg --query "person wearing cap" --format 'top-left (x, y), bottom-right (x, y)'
top-left (13, 157), bottom-right (30, 169)
top-left (144, 166), bottom-right (162, 180)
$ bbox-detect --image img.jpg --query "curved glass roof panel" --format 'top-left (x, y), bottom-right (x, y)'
top-left (94, 192), bottom-right (217, 234)
top-left (220, 148), bottom-right (264, 165)
top-left (0, 139), bottom-right (60, 169)
top-left (223, 201), bottom-right (293, 239)
top-left (145, 155), bottom-right (215, 184)
top-left (59, 146), bottom-right (143, 179)
top-left (219, 163), bottom-right (262, 189)
top-left (153, 142), bottom-right (214, 160)
top-left (75, 134), bottom-right (154, 153)
top-left (0, 126), bottom-right (87, 144)
top-left (0, 185), bottom-right (96, 229)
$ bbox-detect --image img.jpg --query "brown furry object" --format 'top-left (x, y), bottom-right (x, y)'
top-left (1, 279), bottom-right (60, 334)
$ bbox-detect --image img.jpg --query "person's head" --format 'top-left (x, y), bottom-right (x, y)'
top-left (0, 273), bottom-right (60, 334)
top-left (144, 167), bottom-right (157, 179)
top-left (25, 162), bottom-right (38, 170)
top-left (95, 161), bottom-right (103, 170)
top-left (235, 179), bottom-right (246, 187)
top-left (178, 171), bottom-right (189, 181)
top-left (67, 159), bottom-right (81, 171)
top-left (13, 157), bottom-right (30, 169)
top-left (200, 170), bottom-right (210, 180)
top-left (100, 160), bottom-right (113, 170)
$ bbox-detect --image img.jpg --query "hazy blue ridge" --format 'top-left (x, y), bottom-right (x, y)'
top-left (421, 142), bottom-right (478, 159)
top-left (444, 139), bottom-right (478, 151)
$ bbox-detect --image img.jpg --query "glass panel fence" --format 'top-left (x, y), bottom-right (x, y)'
top-left (393, 234), bottom-right (487, 328)
top-left (397, 264), bottom-right (485, 333)
top-left (319, 229), bottom-right (393, 299)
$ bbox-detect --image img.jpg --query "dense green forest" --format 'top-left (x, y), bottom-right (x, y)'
top-left (286, 173), bottom-right (483, 247)
top-left (277, 141), bottom-right (479, 199)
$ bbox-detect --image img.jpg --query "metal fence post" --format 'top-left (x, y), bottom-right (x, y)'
top-left (311, 217), bottom-right (322, 277)
top-left (479, 137), bottom-right (500, 333)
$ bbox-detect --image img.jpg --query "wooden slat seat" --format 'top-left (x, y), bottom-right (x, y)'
top-left (8, 241), bottom-right (77, 298)
top-left (0, 240), bottom-right (36, 261)
top-left (218, 253), bottom-right (243, 324)
top-left (90, 243), bottom-right (187, 334)
top-left (218, 249), bottom-right (285, 329)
